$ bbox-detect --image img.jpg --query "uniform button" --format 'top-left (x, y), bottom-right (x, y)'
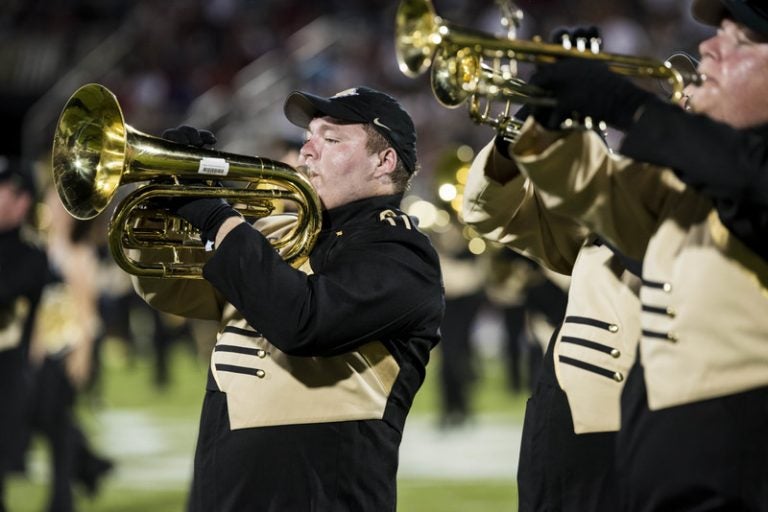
top-left (608, 324), bottom-right (619, 333)
top-left (256, 349), bottom-right (266, 358)
top-left (613, 372), bottom-right (624, 382)
top-left (255, 369), bottom-right (266, 378)
top-left (666, 307), bottom-right (676, 317)
top-left (610, 349), bottom-right (620, 358)
top-left (663, 283), bottom-right (673, 293)
top-left (667, 332), bottom-right (678, 342)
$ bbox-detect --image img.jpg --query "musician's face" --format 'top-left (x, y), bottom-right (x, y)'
top-left (691, 18), bottom-right (768, 128)
top-left (299, 117), bottom-right (386, 210)
top-left (0, 182), bottom-right (30, 231)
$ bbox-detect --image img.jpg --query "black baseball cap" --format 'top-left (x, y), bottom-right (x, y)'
top-left (692, 0), bottom-right (768, 37)
top-left (0, 156), bottom-right (36, 198)
top-left (284, 86), bottom-right (417, 174)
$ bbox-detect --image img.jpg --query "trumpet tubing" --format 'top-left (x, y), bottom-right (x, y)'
top-left (52, 83), bottom-right (322, 278)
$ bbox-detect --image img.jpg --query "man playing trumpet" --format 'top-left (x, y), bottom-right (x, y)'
top-left (470, 0), bottom-right (768, 509)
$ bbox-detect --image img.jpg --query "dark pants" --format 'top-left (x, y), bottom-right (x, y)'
top-left (438, 292), bottom-right (485, 426)
top-left (501, 304), bottom-right (526, 392)
top-left (517, 329), bottom-right (619, 512)
top-left (188, 389), bottom-right (399, 512)
top-left (618, 359), bottom-right (768, 512)
top-left (30, 356), bottom-right (113, 512)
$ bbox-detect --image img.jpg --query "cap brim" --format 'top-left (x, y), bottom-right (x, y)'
top-left (692, 0), bottom-right (768, 37)
top-left (283, 91), bottom-right (368, 129)
top-left (692, 0), bottom-right (726, 26)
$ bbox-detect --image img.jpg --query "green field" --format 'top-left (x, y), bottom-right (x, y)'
top-left (6, 337), bottom-right (525, 511)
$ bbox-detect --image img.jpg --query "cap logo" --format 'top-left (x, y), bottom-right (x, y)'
top-left (331, 88), bottom-right (360, 98)
top-left (372, 117), bottom-right (392, 131)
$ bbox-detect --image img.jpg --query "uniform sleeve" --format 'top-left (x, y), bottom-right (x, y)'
top-left (203, 222), bottom-right (443, 357)
top-left (132, 275), bottom-right (224, 321)
top-left (462, 139), bottom-right (590, 275)
top-left (622, 101), bottom-right (768, 207)
top-left (622, 101), bottom-right (768, 259)
top-left (130, 246), bottom-right (224, 320)
top-left (131, 214), bottom-right (302, 320)
top-left (510, 118), bottom-right (687, 261)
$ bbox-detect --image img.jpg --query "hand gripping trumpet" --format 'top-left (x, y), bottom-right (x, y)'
top-left (52, 83), bottom-right (322, 278)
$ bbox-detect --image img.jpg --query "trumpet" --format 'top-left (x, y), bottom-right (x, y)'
top-left (395, 0), bottom-right (703, 134)
top-left (52, 83), bottom-right (322, 278)
top-left (431, 46), bottom-right (528, 137)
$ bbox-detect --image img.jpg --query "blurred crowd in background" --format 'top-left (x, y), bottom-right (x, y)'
top-left (0, 0), bottom-right (715, 508)
top-left (2, 0), bottom-right (712, 169)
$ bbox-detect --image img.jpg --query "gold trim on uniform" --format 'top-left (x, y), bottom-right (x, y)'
top-left (461, 139), bottom-right (640, 435)
top-left (641, 205), bottom-right (768, 410)
top-left (210, 254), bottom-right (401, 430)
top-left (554, 244), bottom-right (641, 433)
top-left (510, 121), bottom-right (768, 411)
top-left (211, 318), bottom-right (400, 429)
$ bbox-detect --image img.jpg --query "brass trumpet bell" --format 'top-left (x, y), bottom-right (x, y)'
top-left (52, 83), bottom-right (322, 278)
top-left (53, 84), bottom-right (127, 220)
top-left (395, 0), bottom-right (442, 77)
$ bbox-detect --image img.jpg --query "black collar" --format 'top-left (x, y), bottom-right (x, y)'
top-left (0, 227), bottom-right (21, 240)
top-left (750, 122), bottom-right (768, 138)
top-left (321, 194), bottom-right (403, 231)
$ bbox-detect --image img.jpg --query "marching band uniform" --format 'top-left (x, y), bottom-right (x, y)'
top-left (133, 194), bottom-right (444, 511)
top-left (463, 139), bottom-right (641, 511)
top-left (511, 112), bottom-right (768, 510)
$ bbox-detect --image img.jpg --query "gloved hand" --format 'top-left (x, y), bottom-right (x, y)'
top-left (527, 26), bottom-right (595, 130)
top-left (159, 125), bottom-right (240, 244)
top-left (495, 25), bottom-right (605, 147)
top-left (174, 197), bottom-right (242, 245)
top-left (528, 58), bottom-right (659, 131)
top-left (161, 125), bottom-right (217, 147)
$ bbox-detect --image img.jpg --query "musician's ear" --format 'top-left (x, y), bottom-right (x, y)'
top-left (374, 147), bottom-right (398, 178)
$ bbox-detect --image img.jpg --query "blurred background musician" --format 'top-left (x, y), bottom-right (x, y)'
top-left (0, 157), bottom-right (51, 512)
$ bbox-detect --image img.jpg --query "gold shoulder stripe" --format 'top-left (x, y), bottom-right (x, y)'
top-left (379, 209), bottom-right (412, 230)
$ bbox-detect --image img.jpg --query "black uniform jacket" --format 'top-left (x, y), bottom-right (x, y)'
top-left (135, 193), bottom-right (444, 511)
